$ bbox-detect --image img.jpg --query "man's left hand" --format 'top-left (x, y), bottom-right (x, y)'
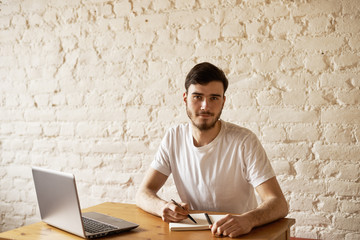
top-left (210, 214), bottom-right (253, 238)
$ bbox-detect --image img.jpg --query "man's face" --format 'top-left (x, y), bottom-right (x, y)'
top-left (184, 81), bottom-right (226, 131)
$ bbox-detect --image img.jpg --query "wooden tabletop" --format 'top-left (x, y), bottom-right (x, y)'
top-left (0, 202), bottom-right (295, 240)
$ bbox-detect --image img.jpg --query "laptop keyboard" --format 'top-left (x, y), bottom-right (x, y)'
top-left (82, 217), bottom-right (118, 233)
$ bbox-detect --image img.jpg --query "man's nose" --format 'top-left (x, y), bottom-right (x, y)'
top-left (200, 98), bottom-right (209, 110)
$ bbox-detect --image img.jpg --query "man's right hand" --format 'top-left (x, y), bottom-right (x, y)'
top-left (136, 168), bottom-right (190, 222)
top-left (160, 201), bottom-right (189, 223)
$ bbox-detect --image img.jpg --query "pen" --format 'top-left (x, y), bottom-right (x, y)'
top-left (204, 213), bottom-right (212, 225)
top-left (171, 199), bottom-right (197, 224)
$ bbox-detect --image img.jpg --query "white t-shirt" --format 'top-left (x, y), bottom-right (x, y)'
top-left (151, 120), bottom-right (275, 214)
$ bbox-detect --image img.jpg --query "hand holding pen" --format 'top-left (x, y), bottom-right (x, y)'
top-left (171, 199), bottom-right (197, 224)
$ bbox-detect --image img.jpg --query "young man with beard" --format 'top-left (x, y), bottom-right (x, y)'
top-left (136, 62), bottom-right (288, 238)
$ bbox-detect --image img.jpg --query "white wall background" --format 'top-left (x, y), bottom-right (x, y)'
top-left (0, 0), bottom-right (359, 239)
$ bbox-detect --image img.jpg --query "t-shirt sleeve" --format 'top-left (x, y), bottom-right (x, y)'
top-left (150, 130), bottom-right (172, 176)
top-left (243, 132), bottom-right (275, 188)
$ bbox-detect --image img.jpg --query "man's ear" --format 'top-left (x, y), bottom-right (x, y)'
top-left (183, 92), bottom-right (187, 103)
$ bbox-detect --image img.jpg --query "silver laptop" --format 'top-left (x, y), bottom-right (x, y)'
top-left (32, 167), bottom-right (139, 238)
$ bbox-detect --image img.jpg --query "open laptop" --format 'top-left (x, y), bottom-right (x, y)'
top-left (32, 167), bottom-right (139, 238)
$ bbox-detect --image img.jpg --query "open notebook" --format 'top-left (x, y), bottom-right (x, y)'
top-left (169, 213), bottom-right (227, 231)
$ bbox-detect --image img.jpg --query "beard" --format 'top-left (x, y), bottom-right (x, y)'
top-left (186, 106), bottom-right (223, 131)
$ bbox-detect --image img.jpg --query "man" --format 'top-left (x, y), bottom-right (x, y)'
top-left (136, 62), bottom-right (288, 238)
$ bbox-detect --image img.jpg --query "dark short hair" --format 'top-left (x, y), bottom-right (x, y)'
top-left (185, 62), bottom-right (229, 94)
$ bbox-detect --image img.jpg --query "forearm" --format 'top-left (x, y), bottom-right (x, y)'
top-left (243, 196), bottom-right (288, 229)
top-left (135, 188), bottom-right (167, 217)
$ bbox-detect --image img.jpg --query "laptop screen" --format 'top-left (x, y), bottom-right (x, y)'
top-left (32, 167), bottom-right (86, 237)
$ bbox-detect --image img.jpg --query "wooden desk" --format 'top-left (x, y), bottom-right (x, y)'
top-left (0, 202), bottom-right (295, 240)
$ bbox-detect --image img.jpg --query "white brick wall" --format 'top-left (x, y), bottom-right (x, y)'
top-left (0, 0), bottom-right (359, 239)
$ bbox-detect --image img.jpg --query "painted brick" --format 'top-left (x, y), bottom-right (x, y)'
top-left (222, 108), bottom-right (267, 123)
top-left (262, 125), bottom-right (286, 142)
top-left (342, 0), bottom-right (360, 14)
top-left (334, 214), bottom-right (360, 231)
top-left (282, 91), bottom-right (306, 106)
top-left (271, 19), bottom-right (302, 38)
top-left (126, 140), bottom-right (150, 154)
top-left (269, 109), bottom-right (318, 123)
top-left (276, 73), bottom-right (308, 90)
top-left (292, 226), bottom-right (320, 239)
top-left (294, 36), bottom-right (344, 52)
top-left (0, 55), bottom-right (17, 67)
top-left (42, 123), bottom-right (60, 137)
top-left (294, 161), bottom-right (319, 179)
top-left (282, 178), bottom-right (326, 194)
top-left (231, 74), bottom-right (268, 90)
top-left (229, 58), bottom-right (252, 75)
top-left (289, 196), bottom-right (315, 211)
top-left (194, 42), bottom-right (221, 57)
top-left (129, 15), bottom-right (167, 31)
top-left (2, 139), bottom-right (32, 151)
top-left (1, 1), bottom-right (360, 239)
top-left (241, 39), bottom-right (291, 55)
top-left (6, 165), bottom-right (31, 178)
top-left (222, 22), bottom-right (245, 38)
top-left (264, 143), bottom-right (310, 160)
top-left (174, 0), bottom-right (196, 10)
top-left (345, 233), bottom-right (360, 240)
top-left (308, 90), bottom-right (333, 106)
top-left (0, 2), bottom-right (21, 15)
top-left (328, 181), bottom-right (360, 196)
top-left (135, 30), bottom-right (155, 45)
top-left (59, 123), bottom-right (75, 136)
top-left (256, 89), bottom-right (281, 106)
top-left (56, 109), bottom-right (89, 121)
top-left (168, 9), bottom-right (211, 27)
top-left (28, 80), bottom-right (58, 94)
top-left (307, 16), bottom-right (332, 34)
top-left (92, 141), bottom-right (126, 154)
top-left (177, 29), bottom-right (197, 43)
top-left (291, 0), bottom-right (341, 16)
top-left (320, 72), bottom-right (358, 88)
top-left (130, 1), bottom-right (151, 14)
top-left (304, 54), bottom-right (328, 73)
top-left (349, 34), bottom-right (360, 50)
top-left (290, 212), bottom-right (332, 228)
top-left (288, 124), bottom-right (320, 142)
top-left (324, 125), bottom-right (355, 143)
top-left (313, 142), bottom-right (360, 162)
top-left (336, 16), bottom-right (360, 34)
top-left (321, 109), bottom-right (360, 124)
top-left (228, 91), bottom-right (255, 107)
top-left (337, 89), bottom-right (360, 105)
top-left (152, 0), bottom-right (171, 11)
top-left (32, 139), bottom-right (56, 152)
top-left (251, 55), bottom-right (282, 73)
top-left (76, 122), bottom-right (107, 137)
top-left (199, 23), bottom-right (220, 41)
top-left (263, 3), bottom-right (289, 18)
top-left (333, 53), bottom-right (360, 70)
top-left (126, 122), bottom-right (146, 138)
top-left (317, 196), bottom-right (338, 213)
top-left (271, 160), bottom-right (291, 175)
top-left (340, 200), bottom-right (360, 214)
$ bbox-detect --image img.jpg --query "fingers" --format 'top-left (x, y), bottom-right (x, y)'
top-left (211, 214), bottom-right (252, 238)
top-left (171, 201), bottom-right (189, 215)
top-left (180, 202), bottom-right (190, 211)
top-left (161, 201), bottom-right (189, 222)
top-left (211, 214), bottom-right (231, 236)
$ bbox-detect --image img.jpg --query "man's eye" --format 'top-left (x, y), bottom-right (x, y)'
top-left (210, 97), bottom-right (219, 101)
top-left (194, 96), bottom-right (202, 100)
